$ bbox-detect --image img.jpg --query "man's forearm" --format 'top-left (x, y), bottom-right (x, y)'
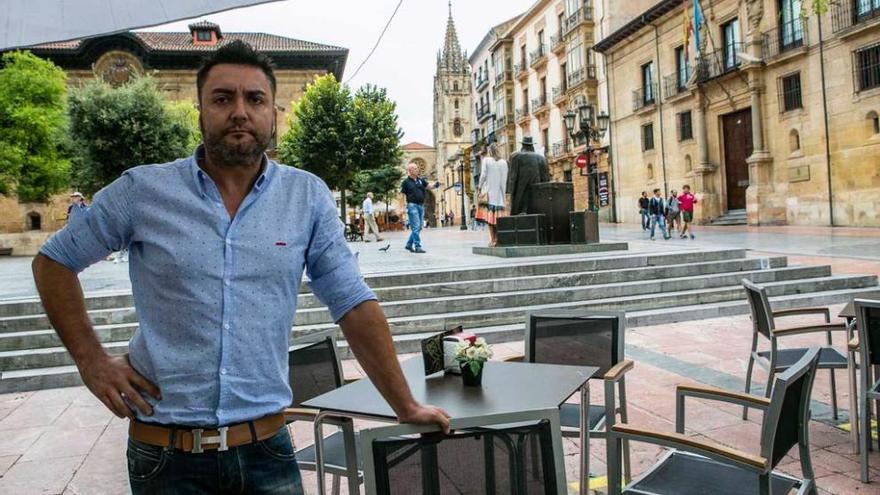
top-left (32, 254), bottom-right (107, 363)
top-left (338, 300), bottom-right (418, 418)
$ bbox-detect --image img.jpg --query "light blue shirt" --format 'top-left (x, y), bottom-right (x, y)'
top-left (40, 146), bottom-right (375, 426)
top-left (362, 197), bottom-right (373, 216)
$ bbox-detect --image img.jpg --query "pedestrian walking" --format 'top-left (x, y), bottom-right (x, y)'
top-left (666, 189), bottom-right (681, 234)
top-left (67, 192), bottom-right (88, 219)
top-left (679, 184), bottom-right (698, 239)
top-left (476, 143), bottom-right (509, 246)
top-left (649, 188), bottom-right (670, 240)
top-left (400, 162), bottom-right (439, 253)
top-left (449, 210), bottom-right (455, 227)
top-left (32, 41), bottom-right (449, 495)
top-left (362, 192), bottom-right (383, 242)
top-left (638, 191), bottom-right (650, 231)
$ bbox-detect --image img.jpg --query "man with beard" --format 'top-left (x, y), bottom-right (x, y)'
top-left (31, 41), bottom-right (449, 494)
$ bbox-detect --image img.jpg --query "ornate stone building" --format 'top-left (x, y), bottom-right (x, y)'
top-left (433, 3), bottom-right (474, 227)
top-left (595, 0), bottom-right (880, 227)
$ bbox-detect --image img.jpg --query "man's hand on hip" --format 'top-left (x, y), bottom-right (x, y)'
top-left (399, 403), bottom-right (452, 434)
top-left (79, 353), bottom-right (161, 419)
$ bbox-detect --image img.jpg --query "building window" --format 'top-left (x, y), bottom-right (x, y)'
top-left (454, 99), bottom-right (459, 110)
top-left (721, 18), bottom-right (741, 70)
top-left (779, 0), bottom-right (804, 50)
top-left (567, 32), bottom-right (584, 81)
top-left (855, 42), bottom-right (880, 93)
top-left (647, 163), bottom-right (654, 180)
top-left (453, 81), bottom-right (459, 91)
top-left (675, 46), bottom-right (690, 89)
top-left (542, 128), bottom-right (550, 155)
top-left (685, 155), bottom-right (693, 172)
top-left (641, 62), bottom-right (655, 104)
top-left (856, 0), bottom-right (880, 21)
top-left (564, 169), bottom-right (573, 182)
top-left (642, 123), bottom-right (655, 151)
top-left (780, 72), bottom-right (803, 112)
top-left (868, 111), bottom-right (880, 134)
top-left (196, 30), bottom-right (212, 41)
top-left (27, 212), bottom-right (41, 231)
top-left (678, 111), bottom-right (693, 141)
top-left (789, 129), bottom-right (801, 152)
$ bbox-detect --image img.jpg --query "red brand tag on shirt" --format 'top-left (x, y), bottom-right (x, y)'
top-left (275, 241), bottom-right (287, 246)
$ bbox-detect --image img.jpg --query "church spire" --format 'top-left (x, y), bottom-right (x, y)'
top-left (440, 0), bottom-right (465, 72)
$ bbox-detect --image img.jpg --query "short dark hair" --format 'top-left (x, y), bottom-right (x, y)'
top-left (682, 184), bottom-right (691, 190)
top-left (653, 188), bottom-right (661, 193)
top-left (196, 40), bottom-right (276, 103)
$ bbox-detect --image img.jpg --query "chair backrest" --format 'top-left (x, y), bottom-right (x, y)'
top-left (288, 330), bottom-right (344, 408)
top-left (742, 279), bottom-right (775, 339)
top-left (760, 347), bottom-right (820, 468)
top-left (525, 309), bottom-right (624, 375)
top-left (360, 409), bottom-right (566, 495)
top-left (855, 299), bottom-right (880, 366)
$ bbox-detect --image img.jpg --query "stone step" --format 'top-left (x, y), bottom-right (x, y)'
top-left (0, 265), bottom-right (839, 353)
top-left (3, 285), bottom-right (876, 393)
top-left (0, 249), bottom-right (749, 318)
top-left (0, 255), bottom-right (784, 332)
top-left (292, 264), bottom-right (831, 326)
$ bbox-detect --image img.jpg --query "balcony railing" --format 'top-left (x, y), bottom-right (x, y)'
top-left (495, 69), bottom-right (512, 86)
top-left (696, 43), bottom-right (745, 83)
top-left (552, 85), bottom-right (568, 103)
top-left (514, 63), bottom-right (529, 79)
top-left (529, 44), bottom-right (548, 67)
top-left (564, 6), bottom-right (594, 35)
top-left (632, 84), bottom-right (658, 112)
top-left (663, 70), bottom-right (690, 99)
top-left (515, 106), bottom-right (530, 123)
top-left (550, 140), bottom-right (571, 158)
top-left (832, 0), bottom-right (880, 33)
top-left (476, 103), bottom-right (491, 122)
top-left (762, 17), bottom-right (808, 59)
top-left (551, 33), bottom-right (565, 53)
top-left (495, 114), bottom-right (513, 128)
top-left (476, 73), bottom-right (490, 91)
top-left (531, 95), bottom-right (548, 113)
top-left (566, 64), bottom-right (596, 89)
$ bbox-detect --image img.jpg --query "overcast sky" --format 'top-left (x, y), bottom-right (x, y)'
top-left (146, 0), bottom-right (533, 146)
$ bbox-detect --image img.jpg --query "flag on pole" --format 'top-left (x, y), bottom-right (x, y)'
top-left (692, 0), bottom-right (703, 53)
top-left (683, 1), bottom-right (692, 60)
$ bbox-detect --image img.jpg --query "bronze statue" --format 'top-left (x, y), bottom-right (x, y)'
top-left (507, 136), bottom-right (550, 215)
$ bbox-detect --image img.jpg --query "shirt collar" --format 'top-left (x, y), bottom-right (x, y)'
top-left (190, 144), bottom-right (273, 199)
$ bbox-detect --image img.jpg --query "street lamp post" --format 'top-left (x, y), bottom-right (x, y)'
top-left (564, 103), bottom-right (610, 211)
top-left (457, 154), bottom-right (467, 231)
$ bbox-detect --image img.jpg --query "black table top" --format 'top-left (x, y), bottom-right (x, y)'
top-left (301, 358), bottom-right (598, 421)
top-left (838, 291), bottom-right (880, 319)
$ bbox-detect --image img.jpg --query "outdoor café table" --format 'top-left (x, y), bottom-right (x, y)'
top-left (301, 357), bottom-right (598, 495)
top-left (838, 291), bottom-right (880, 452)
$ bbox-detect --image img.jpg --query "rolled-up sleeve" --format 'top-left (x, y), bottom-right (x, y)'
top-left (305, 180), bottom-right (376, 323)
top-left (40, 173), bottom-right (134, 273)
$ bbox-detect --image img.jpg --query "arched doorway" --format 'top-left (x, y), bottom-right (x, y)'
top-left (424, 190), bottom-right (437, 228)
top-left (26, 212), bottom-right (41, 231)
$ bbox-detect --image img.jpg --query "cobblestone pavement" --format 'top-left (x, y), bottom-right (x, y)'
top-left (2, 223), bottom-right (879, 301)
top-left (0, 306), bottom-right (877, 494)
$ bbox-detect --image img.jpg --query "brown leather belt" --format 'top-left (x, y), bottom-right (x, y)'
top-left (129, 413), bottom-right (286, 453)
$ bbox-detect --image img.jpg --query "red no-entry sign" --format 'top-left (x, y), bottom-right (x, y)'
top-left (575, 154), bottom-right (588, 169)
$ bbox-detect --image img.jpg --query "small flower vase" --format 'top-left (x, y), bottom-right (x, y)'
top-left (460, 361), bottom-right (484, 387)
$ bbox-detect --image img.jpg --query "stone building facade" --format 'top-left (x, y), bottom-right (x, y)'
top-left (433, 4), bottom-right (474, 227)
top-left (0, 22), bottom-right (348, 247)
top-left (595, 0), bottom-right (880, 227)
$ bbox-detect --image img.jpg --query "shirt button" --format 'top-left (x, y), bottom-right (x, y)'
top-left (221, 368), bottom-right (228, 375)
top-left (223, 323), bottom-right (230, 330)
top-left (225, 238), bottom-right (231, 245)
top-left (224, 279), bottom-right (230, 286)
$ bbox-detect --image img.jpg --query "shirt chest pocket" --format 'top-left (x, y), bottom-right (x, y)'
top-left (235, 233), bottom-right (305, 282)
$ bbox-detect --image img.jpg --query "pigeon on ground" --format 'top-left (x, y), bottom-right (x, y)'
top-left (379, 244), bottom-right (391, 252)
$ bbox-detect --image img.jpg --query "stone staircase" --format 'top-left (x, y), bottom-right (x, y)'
top-left (0, 248), bottom-right (877, 393)
top-left (710, 209), bottom-right (748, 226)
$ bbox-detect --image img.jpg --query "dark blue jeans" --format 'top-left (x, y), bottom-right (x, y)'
top-left (406, 202), bottom-right (424, 249)
top-left (128, 427), bottom-right (304, 495)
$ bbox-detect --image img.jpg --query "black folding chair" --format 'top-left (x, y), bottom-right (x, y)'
top-left (284, 330), bottom-right (361, 495)
top-left (359, 409), bottom-right (567, 495)
top-left (742, 279), bottom-right (848, 420)
top-left (507, 309), bottom-right (633, 483)
top-left (607, 348), bottom-right (821, 495)
top-left (853, 299), bottom-right (880, 482)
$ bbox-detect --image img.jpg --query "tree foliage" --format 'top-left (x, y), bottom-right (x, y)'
top-left (0, 51), bottom-right (70, 202)
top-left (67, 76), bottom-right (198, 195)
top-left (277, 75), bottom-right (403, 219)
top-left (346, 162), bottom-right (405, 213)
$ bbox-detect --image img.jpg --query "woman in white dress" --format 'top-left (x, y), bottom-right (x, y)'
top-left (476, 143), bottom-right (509, 247)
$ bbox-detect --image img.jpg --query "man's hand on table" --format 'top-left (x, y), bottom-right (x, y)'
top-left (399, 402), bottom-right (452, 434)
top-left (79, 352), bottom-right (161, 419)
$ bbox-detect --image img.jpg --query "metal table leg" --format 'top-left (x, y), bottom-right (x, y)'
top-left (846, 318), bottom-right (860, 454)
top-left (314, 411), bottom-right (329, 495)
top-left (580, 383), bottom-right (590, 495)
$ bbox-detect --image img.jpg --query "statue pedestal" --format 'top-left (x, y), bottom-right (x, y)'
top-left (472, 242), bottom-right (628, 258)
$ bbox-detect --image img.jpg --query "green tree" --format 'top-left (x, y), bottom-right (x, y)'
top-left (0, 51), bottom-right (70, 202)
top-left (277, 75), bottom-right (403, 221)
top-left (347, 162), bottom-right (405, 220)
top-left (67, 76), bottom-right (198, 195)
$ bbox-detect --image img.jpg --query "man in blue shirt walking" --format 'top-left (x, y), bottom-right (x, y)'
top-left (32, 41), bottom-right (449, 494)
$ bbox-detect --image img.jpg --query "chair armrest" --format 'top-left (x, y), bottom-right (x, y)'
top-left (501, 355), bottom-right (524, 363)
top-left (612, 424), bottom-right (768, 470)
top-left (283, 407), bottom-right (319, 422)
top-left (676, 383), bottom-right (771, 409)
top-left (848, 335), bottom-right (859, 351)
top-left (773, 323), bottom-right (847, 337)
top-left (772, 307), bottom-right (829, 321)
top-left (604, 359), bottom-right (634, 382)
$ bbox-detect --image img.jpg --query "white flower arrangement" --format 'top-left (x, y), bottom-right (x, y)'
top-left (454, 337), bottom-right (493, 375)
